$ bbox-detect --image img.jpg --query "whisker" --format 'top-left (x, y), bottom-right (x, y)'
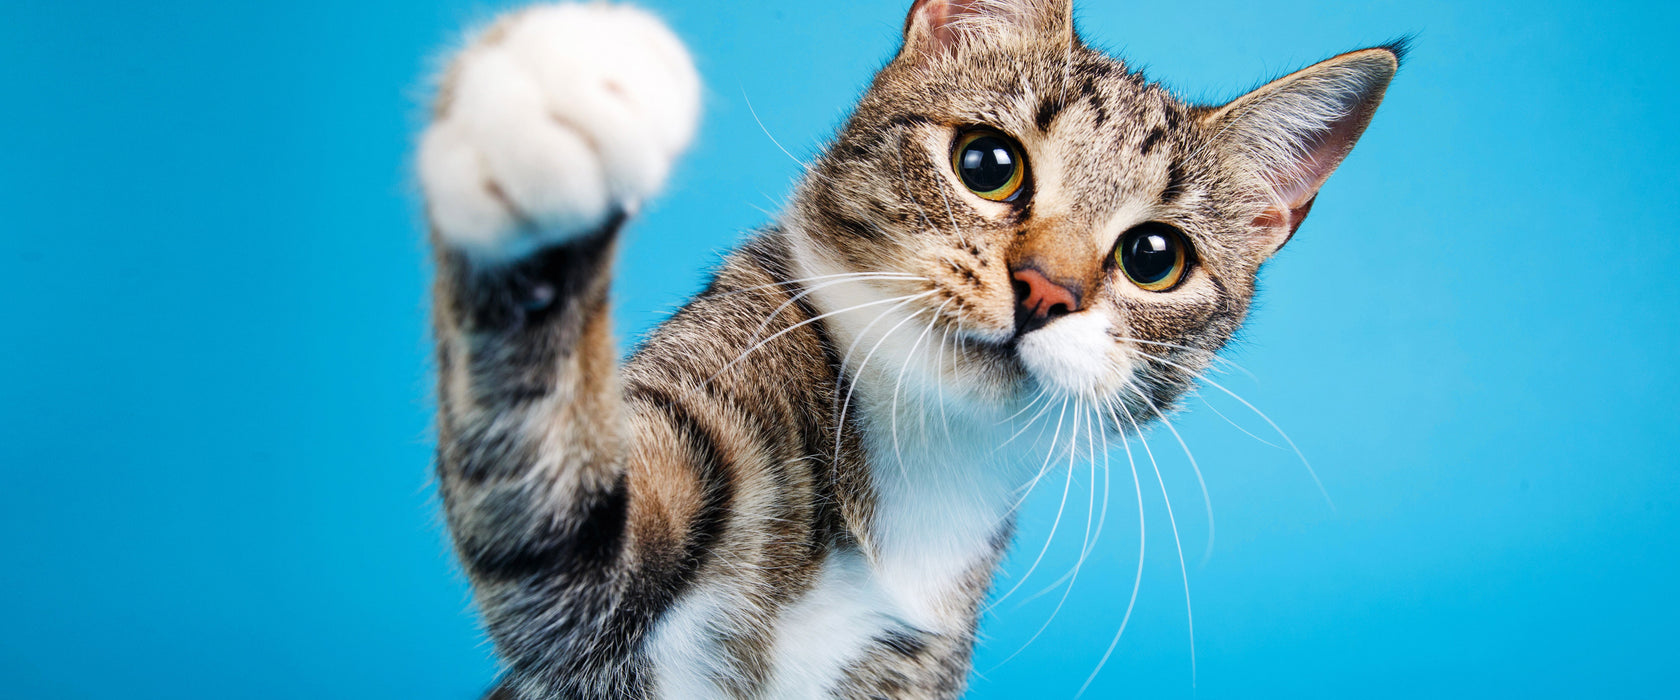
top-left (1002, 391), bottom-right (1068, 507)
top-left (1118, 400), bottom-right (1197, 688)
top-left (999, 385), bottom-right (1052, 425)
top-left (1133, 350), bottom-right (1332, 510)
top-left (1089, 400), bottom-right (1113, 565)
top-left (1079, 399), bottom-right (1100, 562)
top-left (714, 271), bottom-right (923, 299)
top-left (741, 87), bottom-right (808, 170)
top-left (1111, 335), bottom-right (1257, 383)
top-left (749, 274), bottom-right (925, 342)
top-left (997, 388), bottom-right (1057, 451)
top-left (712, 290), bottom-right (935, 382)
top-left (992, 400), bottom-right (1102, 670)
top-left (931, 167), bottom-right (971, 249)
top-left (1058, 399), bottom-right (1116, 575)
top-left (891, 299), bottom-right (952, 474)
top-left (935, 321), bottom-right (959, 452)
top-left (1078, 397), bottom-right (1147, 699)
top-left (1127, 380), bottom-right (1217, 568)
top-left (986, 396), bottom-right (1074, 612)
top-left (835, 301), bottom-right (938, 472)
top-left (1020, 396), bottom-right (1106, 604)
top-left (1197, 391), bottom-right (1282, 449)
top-left (831, 293), bottom-right (933, 475)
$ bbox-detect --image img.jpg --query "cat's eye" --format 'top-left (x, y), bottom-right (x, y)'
top-left (1115, 223), bottom-right (1191, 292)
top-left (952, 131), bottom-right (1026, 202)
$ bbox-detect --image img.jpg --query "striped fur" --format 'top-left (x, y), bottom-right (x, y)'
top-left (418, 1), bottom-right (1399, 697)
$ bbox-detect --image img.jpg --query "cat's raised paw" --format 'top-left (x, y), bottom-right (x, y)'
top-left (419, 3), bottom-right (699, 261)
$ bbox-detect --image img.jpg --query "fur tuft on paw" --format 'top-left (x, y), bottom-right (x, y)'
top-left (419, 3), bottom-right (700, 261)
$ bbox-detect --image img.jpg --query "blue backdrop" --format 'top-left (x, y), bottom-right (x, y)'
top-left (3, 1), bottom-right (1676, 697)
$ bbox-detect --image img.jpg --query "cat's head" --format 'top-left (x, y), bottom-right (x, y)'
top-left (788, 0), bottom-right (1398, 424)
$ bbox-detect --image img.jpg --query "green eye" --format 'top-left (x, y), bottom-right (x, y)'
top-left (1115, 223), bottom-right (1190, 292)
top-left (952, 131), bottom-right (1025, 201)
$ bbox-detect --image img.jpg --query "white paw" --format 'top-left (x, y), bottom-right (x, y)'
top-left (419, 3), bottom-right (700, 261)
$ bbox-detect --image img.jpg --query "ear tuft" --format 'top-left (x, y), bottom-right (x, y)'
top-left (1379, 35), bottom-right (1413, 68)
top-left (1208, 46), bottom-right (1400, 251)
top-left (900, 0), bottom-right (1072, 59)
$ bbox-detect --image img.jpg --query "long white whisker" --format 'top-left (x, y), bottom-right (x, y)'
top-left (999, 386), bottom-right (1051, 425)
top-left (715, 271), bottom-right (922, 299)
top-left (741, 88), bottom-right (808, 170)
top-left (1078, 397), bottom-right (1147, 698)
top-left (1112, 335), bottom-right (1258, 383)
top-left (831, 292), bottom-right (934, 472)
top-left (891, 299), bottom-right (952, 475)
top-left (1079, 399), bottom-right (1098, 562)
top-left (835, 300), bottom-right (938, 469)
top-left (1003, 392), bottom-right (1070, 509)
top-left (1119, 400), bottom-right (1197, 688)
top-left (1127, 380), bottom-right (1217, 568)
top-left (1135, 351), bottom-right (1332, 509)
top-left (1197, 391), bottom-right (1282, 449)
top-left (713, 291), bottom-right (935, 382)
top-left (993, 400), bottom-right (1101, 669)
top-left (1025, 398), bottom-right (1120, 601)
top-left (998, 388), bottom-right (1058, 451)
top-left (1022, 396), bottom-right (1106, 603)
top-left (986, 396), bottom-right (1074, 612)
top-left (1081, 399), bottom-right (1113, 569)
top-left (931, 170), bottom-right (971, 248)
top-left (749, 275), bottom-right (921, 342)
top-left (935, 322), bottom-right (958, 452)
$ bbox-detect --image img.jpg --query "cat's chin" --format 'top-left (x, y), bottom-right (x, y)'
top-left (1013, 312), bottom-right (1133, 399)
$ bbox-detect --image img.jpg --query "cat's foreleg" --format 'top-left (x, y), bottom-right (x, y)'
top-left (417, 2), bottom-right (698, 687)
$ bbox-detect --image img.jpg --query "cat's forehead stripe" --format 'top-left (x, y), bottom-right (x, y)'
top-left (1162, 159), bottom-right (1188, 205)
top-left (1034, 98), bottom-right (1061, 132)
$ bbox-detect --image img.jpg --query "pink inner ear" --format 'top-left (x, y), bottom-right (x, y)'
top-left (1223, 48), bottom-right (1398, 253)
top-left (1252, 195), bottom-right (1318, 247)
top-left (906, 0), bottom-right (977, 53)
top-left (1279, 123), bottom-right (1352, 208)
top-left (1249, 106), bottom-right (1361, 248)
top-left (1272, 87), bottom-right (1378, 212)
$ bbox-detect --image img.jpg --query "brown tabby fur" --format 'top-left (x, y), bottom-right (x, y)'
top-left (423, 1), bottom-right (1399, 697)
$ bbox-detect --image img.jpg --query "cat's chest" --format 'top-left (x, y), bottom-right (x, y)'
top-left (855, 404), bottom-right (1027, 626)
top-left (645, 535), bottom-right (979, 699)
top-left (646, 406), bottom-right (1024, 698)
top-left (761, 420), bottom-right (1024, 693)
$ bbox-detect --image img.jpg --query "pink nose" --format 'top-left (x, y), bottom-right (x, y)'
top-left (1011, 267), bottom-right (1082, 331)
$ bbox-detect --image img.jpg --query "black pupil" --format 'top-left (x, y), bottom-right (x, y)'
top-left (958, 136), bottom-right (1015, 193)
top-left (1122, 229), bottom-right (1178, 284)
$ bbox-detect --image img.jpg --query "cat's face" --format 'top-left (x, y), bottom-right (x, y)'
top-left (790, 0), bottom-right (1396, 424)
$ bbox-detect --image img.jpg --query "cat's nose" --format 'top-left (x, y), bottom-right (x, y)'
top-left (1011, 266), bottom-right (1083, 335)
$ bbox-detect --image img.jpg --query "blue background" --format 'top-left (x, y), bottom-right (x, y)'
top-left (3, 0), bottom-right (1676, 697)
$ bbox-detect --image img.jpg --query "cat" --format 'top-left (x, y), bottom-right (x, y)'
top-left (415, 1), bottom-right (1399, 697)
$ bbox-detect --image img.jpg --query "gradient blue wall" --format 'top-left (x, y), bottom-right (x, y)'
top-left (2, 1), bottom-right (1676, 697)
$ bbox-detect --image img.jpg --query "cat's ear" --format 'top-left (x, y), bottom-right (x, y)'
top-left (900, 0), bottom-right (1073, 58)
top-left (1205, 45), bottom-right (1402, 255)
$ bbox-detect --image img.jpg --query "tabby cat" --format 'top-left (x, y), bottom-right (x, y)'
top-left (415, 0), bottom-right (1399, 697)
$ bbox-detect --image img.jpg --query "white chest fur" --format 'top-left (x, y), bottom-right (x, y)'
top-left (854, 395), bottom-right (1037, 630)
top-left (646, 548), bottom-right (896, 699)
top-left (646, 427), bottom-right (1031, 698)
top-left (645, 397), bottom-right (1039, 699)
